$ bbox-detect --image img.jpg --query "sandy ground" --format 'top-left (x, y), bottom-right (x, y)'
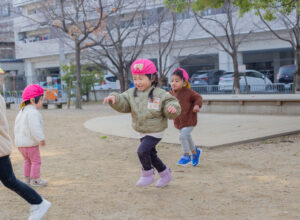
top-left (1, 103), bottom-right (300, 220)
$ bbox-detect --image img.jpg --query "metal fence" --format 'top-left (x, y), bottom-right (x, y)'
top-left (191, 83), bottom-right (294, 94)
top-left (3, 91), bottom-right (23, 104)
top-left (2, 83), bottom-right (294, 105)
top-left (3, 89), bottom-right (68, 105)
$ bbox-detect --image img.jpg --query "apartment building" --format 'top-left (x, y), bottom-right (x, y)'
top-left (13, 0), bottom-right (294, 85)
top-left (0, 0), bottom-right (25, 91)
top-left (0, 0), bottom-right (15, 59)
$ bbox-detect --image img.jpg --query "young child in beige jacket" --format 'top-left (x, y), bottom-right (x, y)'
top-left (103, 59), bottom-right (181, 188)
top-left (0, 94), bottom-right (51, 220)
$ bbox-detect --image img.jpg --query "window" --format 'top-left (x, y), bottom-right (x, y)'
top-left (246, 71), bottom-right (262, 78)
top-left (106, 76), bottom-right (117, 82)
top-left (202, 7), bottom-right (226, 16)
top-left (0, 4), bottom-right (10, 17)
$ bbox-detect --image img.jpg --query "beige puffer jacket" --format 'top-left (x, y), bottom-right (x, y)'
top-left (0, 95), bottom-right (12, 157)
top-left (109, 86), bottom-right (181, 133)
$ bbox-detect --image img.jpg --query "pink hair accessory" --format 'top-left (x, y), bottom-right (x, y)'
top-left (175, 68), bottom-right (189, 81)
top-left (131, 59), bottom-right (157, 75)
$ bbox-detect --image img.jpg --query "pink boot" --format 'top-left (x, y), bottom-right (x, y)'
top-left (136, 169), bottom-right (155, 186)
top-left (156, 168), bottom-right (172, 187)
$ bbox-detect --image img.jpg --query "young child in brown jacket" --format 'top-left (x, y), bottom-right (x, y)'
top-left (170, 68), bottom-right (203, 166)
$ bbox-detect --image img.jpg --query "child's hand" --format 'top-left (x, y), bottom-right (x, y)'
top-left (40, 140), bottom-right (46, 147)
top-left (167, 105), bottom-right (177, 114)
top-left (103, 96), bottom-right (115, 104)
top-left (193, 105), bottom-right (200, 112)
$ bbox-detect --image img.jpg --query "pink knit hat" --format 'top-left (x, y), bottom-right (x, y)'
top-left (174, 68), bottom-right (191, 88)
top-left (131, 59), bottom-right (157, 75)
top-left (21, 84), bottom-right (44, 108)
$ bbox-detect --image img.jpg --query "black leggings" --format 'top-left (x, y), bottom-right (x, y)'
top-left (0, 155), bottom-right (42, 205)
top-left (137, 136), bottom-right (166, 172)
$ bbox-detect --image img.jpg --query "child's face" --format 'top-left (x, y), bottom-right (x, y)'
top-left (133, 74), bottom-right (152, 91)
top-left (30, 97), bottom-right (43, 109)
top-left (171, 75), bottom-right (186, 91)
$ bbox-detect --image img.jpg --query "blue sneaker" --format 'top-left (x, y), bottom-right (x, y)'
top-left (177, 155), bottom-right (191, 166)
top-left (192, 147), bottom-right (202, 166)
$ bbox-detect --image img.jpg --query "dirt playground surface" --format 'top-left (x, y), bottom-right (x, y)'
top-left (1, 103), bottom-right (300, 220)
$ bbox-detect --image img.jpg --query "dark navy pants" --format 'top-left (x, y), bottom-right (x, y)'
top-left (0, 155), bottom-right (42, 205)
top-left (137, 136), bottom-right (166, 172)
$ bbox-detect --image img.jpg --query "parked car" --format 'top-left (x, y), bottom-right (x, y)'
top-left (190, 69), bottom-right (225, 85)
top-left (94, 75), bottom-right (118, 90)
top-left (218, 70), bottom-right (272, 92)
top-left (259, 69), bottom-right (274, 82)
top-left (190, 78), bottom-right (208, 87)
top-left (276, 64), bottom-right (296, 85)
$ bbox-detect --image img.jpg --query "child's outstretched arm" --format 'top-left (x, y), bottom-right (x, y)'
top-left (190, 90), bottom-right (202, 112)
top-left (103, 91), bottom-right (131, 113)
top-left (163, 93), bottom-right (181, 119)
top-left (103, 95), bottom-right (115, 104)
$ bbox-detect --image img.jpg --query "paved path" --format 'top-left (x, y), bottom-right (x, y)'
top-left (84, 113), bottom-right (300, 147)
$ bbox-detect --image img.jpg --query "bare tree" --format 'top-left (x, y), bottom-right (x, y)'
top-left (155, 7), bottom-right (179, 87)
top-left (83, 0), bottom-right (162, 91)
top-left (154, 9), bottom-right (202, 88)
top-left (236, 0), bottom-right (300, 93)
top-left (153, 7), bottom-right (188, 85)
top-left (83, 0), bottom-right (160, 92)
top-left (194, 2), bottom-right (253, 93)
top-left (256, 9), bottom-right (300, 92)
top-left (166, 0), bottom-right (253, 94)
top-left (40, 0), bottom-right (113, 108)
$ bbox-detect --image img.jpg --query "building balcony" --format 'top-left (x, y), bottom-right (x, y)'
top-left (15, 38), bottom-right (61, 59)
top-left (14, 13), bottom-right (47, 33)
top-left (13, 0), bottom-right (41, 7)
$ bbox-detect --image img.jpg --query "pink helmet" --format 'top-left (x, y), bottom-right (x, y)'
top-left (131, 59), bottom-right (157, 75)
top-left (173, 68), bottom-right (191, 88)
top-left (21, 84), bottom-right (44, 108)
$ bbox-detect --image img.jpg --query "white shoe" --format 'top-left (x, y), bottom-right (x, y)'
top-left (30, 178), bottom-right (48, 187)
top-left (28, 199), bottom-right (51, 220)
top-left (24, 177), bottom-right (30, 185)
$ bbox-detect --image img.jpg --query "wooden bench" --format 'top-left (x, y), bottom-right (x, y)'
top-left (43, 101), bottom-right (67, 109)
top-left (55, 101), bottom-right (67, 109)
top-left (5, 101), bottom-right (14, 109)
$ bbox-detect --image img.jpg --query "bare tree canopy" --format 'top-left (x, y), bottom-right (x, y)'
top-left (83, 0), bottom-right (164, 92)
top-left (237, 0), bottom-right (300, 93)
top-left (165, 0), bottom-right (254, 93)
top-left (16, 0), bottom-right (115, 108)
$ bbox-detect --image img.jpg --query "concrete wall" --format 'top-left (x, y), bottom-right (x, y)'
top-left (0, 60), bottom-right (24, 74)
top-left (88, 89), bottom-right (121, 101)
top-left (201, 95), bottom-right (300, 115)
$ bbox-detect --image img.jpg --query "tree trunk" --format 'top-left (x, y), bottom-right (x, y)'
top-left (67, 82), bottom-right (71, 109)
top-left (294, 47), bottom-right (300, 93)
top-left (92, 85), bottom-right (97, 102)
top-left (231, 52), bottom-right (241, 94)
top-left (119, 69), bottom-right (127, 92)
top-left (124, 69), bottom-right (129, 91)
top-left (118, 74), bottom-right (124, 92)
top-left (75, 41), bottom-right (82, 109)
top-left (86, 91), bottom-right (89, 102)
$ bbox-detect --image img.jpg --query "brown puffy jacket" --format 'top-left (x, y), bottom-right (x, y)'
top-left (170, 87), bottom-right (202, 130)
